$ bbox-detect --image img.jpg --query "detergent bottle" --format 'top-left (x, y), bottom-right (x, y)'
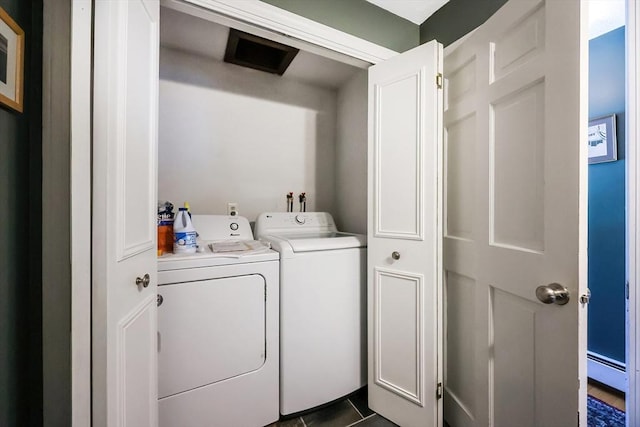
top-left (173, 207), bottom-right (197, 254)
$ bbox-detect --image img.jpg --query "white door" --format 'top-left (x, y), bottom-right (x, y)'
top-left (92, 1), bottom-right (160, 426)
top-left (442, 1), bottom-right (587, 427)
top-left (368, 40), bottom-right (444, 427)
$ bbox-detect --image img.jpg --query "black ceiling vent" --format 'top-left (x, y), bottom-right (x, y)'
top-left (224, 29), bottom-right (299, 75)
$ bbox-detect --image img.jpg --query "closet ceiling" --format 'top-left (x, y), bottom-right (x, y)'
top-left (160, 7), bottom-right (361, 90)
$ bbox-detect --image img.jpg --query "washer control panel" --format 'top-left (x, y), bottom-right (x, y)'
top-left (254, 212), bottom-right (337, 238)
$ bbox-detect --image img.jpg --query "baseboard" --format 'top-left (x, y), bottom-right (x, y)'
top-left (588, 351), bottom-right (626, 392)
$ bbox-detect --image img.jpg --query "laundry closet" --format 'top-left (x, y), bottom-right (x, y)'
top-left (158, 5), bottom-right (369, 233)
top-left (155, 5), bottom-right (373, 426)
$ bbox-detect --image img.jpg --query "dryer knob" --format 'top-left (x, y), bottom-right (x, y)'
top-left (295, 215), bottom-right (306, 225)
top-left (230, 222), bottom-right (239, 231)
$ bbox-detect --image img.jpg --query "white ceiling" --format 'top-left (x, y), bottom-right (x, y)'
top-left (364, 0), bottom-right (449, 25)
top-left (588, 0), bottom-right (626, 39)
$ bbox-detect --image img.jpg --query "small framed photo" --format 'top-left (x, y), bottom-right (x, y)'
top-left (0, 7), bottom-right (24, 113)
top-left (588, 115), bottom-right (617, 164)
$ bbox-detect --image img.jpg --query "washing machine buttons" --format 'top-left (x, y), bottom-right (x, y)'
top-left (230, 222), bottom-right (239, 231)
top-left (295, 215), bottom-right (306, 225)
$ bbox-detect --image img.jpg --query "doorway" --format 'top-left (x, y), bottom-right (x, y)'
top-left (587, 0), bottom-right (628, 425)
top-left (586, 0), bottom-right (627, 423)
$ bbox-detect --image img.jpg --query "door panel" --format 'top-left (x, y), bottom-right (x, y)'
top-left (121, 295), bottom-right (157, 427)
top-left (444, 271), bottom-right (476, 422)
top-left (373, 268), bottom-right (424, 405)
top-left (443, 1), bottom-right (587, 426)
top-left (445, 114), bottom-right (476, 241)
top-left (492, 81), bottom-right (545, 252)
top-left (120, 0), bottom-right (157, 259)
top-left (368, 40), bottom-right (443, 427)
top-left (93, 1), bottom-right (160, 426)
top-left (374, 73), bottom-right (421, 238)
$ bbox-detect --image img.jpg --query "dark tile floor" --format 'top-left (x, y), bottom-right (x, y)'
top-left (267, 387), bottom-right (398, 427)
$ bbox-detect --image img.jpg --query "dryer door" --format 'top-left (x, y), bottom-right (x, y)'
top-left (158, 274), bottom-right (266, 398)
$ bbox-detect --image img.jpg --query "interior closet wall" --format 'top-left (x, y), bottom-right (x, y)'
top-left (335, 70), bottom-right (368, 234)
top-left (158, 47), bottom-right (338, 221)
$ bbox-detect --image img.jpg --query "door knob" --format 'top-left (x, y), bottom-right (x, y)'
top-left (535, 283), bottom-right (569, 305)
top-left (391, 251), bottom-right (400, 260)
top-left (136, 273), bottom-right (150, 288)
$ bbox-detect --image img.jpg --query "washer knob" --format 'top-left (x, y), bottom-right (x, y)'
top-left (230, 222), bottom-right (239, 231)
top-left (295, 215), bottom-right (306, 225)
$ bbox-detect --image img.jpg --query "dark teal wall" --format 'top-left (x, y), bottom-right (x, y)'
top-left (588, 26), bottom-right (626, 363)
top-left (259, 0), bottom-right (509, 51)
top-left (419, 0), bottom-right (507, 46)
top-left (260, 0), bottom-right (419, 52)
top-left (0, 0), bottom-right (43, 426)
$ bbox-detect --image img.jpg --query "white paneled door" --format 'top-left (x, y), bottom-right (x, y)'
top-left (443, 1), bottom-right (587, 427)
top-left (368, 40), bottom-right (444, 427)
top-left (368, 1), bottom-right (587, 426)
top-left (92, 1), bottom-right (160, 426)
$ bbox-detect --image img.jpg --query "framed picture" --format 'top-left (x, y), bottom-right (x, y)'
top-left (588, 114), bottom-right (617, 164)
top-left (0, 7), bottom-right (24, 113)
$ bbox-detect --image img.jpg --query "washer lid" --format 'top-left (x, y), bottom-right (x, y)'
top-left (265, 231), bottom-right (366, 252)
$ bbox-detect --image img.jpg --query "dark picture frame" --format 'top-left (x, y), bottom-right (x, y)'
top-left (0, 7), bottom-right (24, 113)
top-left (588, 114), bottom-right (617, 164)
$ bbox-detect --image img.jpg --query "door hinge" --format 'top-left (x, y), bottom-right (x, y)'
top-left (626, 281), bottom-right (630, 300)
top-left (579, 289), bottom-right (591, 305)
top-left (436, 382), bottom-right (443, 399)
top-left (436, 73), bottom-right (443, 89)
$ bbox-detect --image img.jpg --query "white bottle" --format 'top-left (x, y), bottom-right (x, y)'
top-left (173, 207), bottom-right (197, 254)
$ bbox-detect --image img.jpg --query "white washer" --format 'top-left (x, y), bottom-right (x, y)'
top-left (254, 212), bottom-right (367, 415)
top-left (157, 215), bottom-right (279, 427)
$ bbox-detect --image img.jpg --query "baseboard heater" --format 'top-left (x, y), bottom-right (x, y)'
top-left (588, 351), bottom-right (626, 392)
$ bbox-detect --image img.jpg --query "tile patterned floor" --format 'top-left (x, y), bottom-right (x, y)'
top-left (267, 387), bottom-right (398, 427)
top-left (267, 381), bottom-right (624, 427)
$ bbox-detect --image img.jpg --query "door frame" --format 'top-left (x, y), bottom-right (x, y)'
top-left (627, 0), bottom-right (639, 424)
top-left (159, 0), bottom-right (398, 65)
top-left (42, 0), bottom-right (92, 425)
top-left (64, 0), bottom-right (639, 425)
top-left (69, 2), bottom-right (93, 425)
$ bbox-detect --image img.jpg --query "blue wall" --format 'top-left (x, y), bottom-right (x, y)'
top-left (588, 26), bottom-right (626, 363)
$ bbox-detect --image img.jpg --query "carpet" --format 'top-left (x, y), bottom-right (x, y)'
top-left (588, 395), bottom-right (625, 427)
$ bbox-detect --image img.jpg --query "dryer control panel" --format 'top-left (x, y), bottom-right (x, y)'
top-left (191, 214), bottom-right (254, 240)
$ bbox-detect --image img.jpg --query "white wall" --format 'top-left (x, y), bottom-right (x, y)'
top-left (158, 47), bottom-right (337, 222)
top-left (335, 70), bottom-right (368, 234)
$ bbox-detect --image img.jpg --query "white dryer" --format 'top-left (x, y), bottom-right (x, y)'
top-left (157, 215), bottom-right (279, 427)
top-left (254, 212), bottom-right (367, 416)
